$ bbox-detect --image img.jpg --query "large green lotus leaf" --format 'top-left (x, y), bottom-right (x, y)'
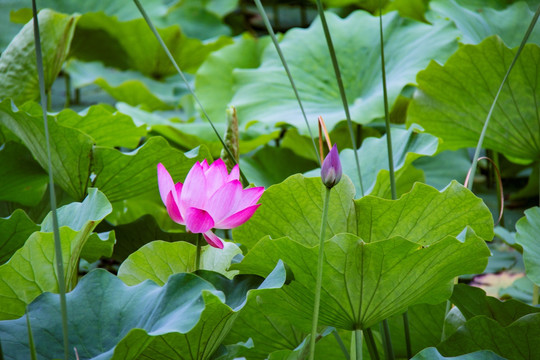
top-left (56, 104), bottom-right (146, 148)
top-left (91, 136), bottom-right (211, 202)
top-left (241, 146), bottom-right (317, 188)
top-left (412, 347), bottom-right (505, 360)
top-left (330, 126), bottom-right (438, 197)
top-left (0, 99), bottom-right (94, 200)
top-left (0, 209), bottom-right (39, 264)
top-left (65, 60), bottom-right (189, 111)
top-left (514, 207), bottom-right (540, 285)
top-left (235, 231), bottom-right (490, 330)
top-left (356, 181), bottom-right (494, 245)
top-left (231, 10), bottom-right (458, 132)
top-left (368, 160), bottom-right (425, 199)
top-left (0, 263), bottom-right (285, 359)
top-left (195, 33), bottom-right (271, 124)
top-left (430, 0), bottom-right (540, 47)
top-left (0, 141), bottom-right (48, 206)
top-left (437, 313), bottom-right (540, 360)
top-left (0, 9), bottom-right (77, 104)
top-left (224, 290), bottom-right (308, 359)
top-left (116, 103), bottom-right (279, 158)
top-left (0, 100), bottom-right (205, 203)
top-left (407, 36), bottom-right (540, 163)
top-left (0, 188), bottom-right (112, 320)
top-left (451, 283), bottom-right (540, 326)
top-left (232, 174), bottom-right (357, 249)
top-left (70, 12), bottom-right (232, 78)
top-left (388, 302), bottom-right (447, 358)
top-left (117, 240), bottom-right (242, 285)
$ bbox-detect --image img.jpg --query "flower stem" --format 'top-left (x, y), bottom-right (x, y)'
top-left (309, 186), bottom-right (332, 360)
top-left (363, 328), bottom-right (379, 360)
top-left (355, 329), bottom-right (363, 360)
top-left (195, 233), bottom-right (202, 271)
top-left (403, 312), bottom-right (412, 358)
top-left (32, 2), bottom-right (69, 359)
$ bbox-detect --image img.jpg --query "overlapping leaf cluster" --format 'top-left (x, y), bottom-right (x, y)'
top-left (1, 0), bottom-right (539, 359)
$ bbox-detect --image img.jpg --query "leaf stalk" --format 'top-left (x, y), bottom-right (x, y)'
top-left (31, 2), bottom-right (69, 359)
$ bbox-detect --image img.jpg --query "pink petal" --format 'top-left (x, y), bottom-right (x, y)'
top-left (206, 180), bottom-right (244, 222)
top-left (200, 159), bottom-right (210, 172)
top-left (157, 163), bottom-right (177, 205)
top-left (185, 207), bottom-right (215, 233)
top-left (180, 162), bottom-right (207, 212)
top-left (215, 204), bottom-right (261, 229)
top-left (203, 231), bottom-right (224, 249)
top-left (227, 165), bottom-right (240, 182)
top-left (238, 186), bottom-right (264, 209)
top-left (205, 159), bottom-right (229, 197)
top-left (166, 191), bottom-right (184, 224)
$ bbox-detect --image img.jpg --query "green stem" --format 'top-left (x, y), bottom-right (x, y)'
top-left (133, 0), bottom-right (249, 186)
top-left (377, 2), bottom-right (399, 357)
top-left (314, 0), bottom-right (364, 196)
top-left (195, 233), bottom-right (202, 271)
top-left (252, 0), bottom-right (320, 166)
top-left (379, 320), bottom-right (395, 360)
top-left (26, 311), bottom-right (37, 360)
top-left (332, 329), bottom-right (350, 360)
top-left (363, 328), bottom-right (380, 360)
top-left (64, 72), bottom-right (71, 108)
top-left (309, 187), bottom-right (332, 360)
top-left (468, 4), bottom-right (540, 190)
top-left (355, 329), bottom-right (363, 360)
top-left (403, 312), bottom-right (412, 358)
top-left (533, 284), bottom-right (539, 306)
top-left (31, 2), bottom-right (69, 360)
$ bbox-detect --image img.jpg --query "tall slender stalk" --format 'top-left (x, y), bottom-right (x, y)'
top-left (467, 5), bottom-right (540, 191)
top-left (332, 329), bottom-right (350, 360)
top-left (195, 233), bottom-right (202, 271)
top-left (377, 2), bottom-right (399, 358)
top-left (363, 328), bottom-right (380, 360)
top-left (26, 311), bottom-right (37, 360)
top-left (309, 187), bottom-right (331, 360)
top-left (355, 329), bottom-right (363, 360)
top-left (252, 0), bottom-right (320, 166)
top-left (313, 0), bottom-right (364, 196)
top-left (535, 168), bottom-right (540, 306)
top-left (31, 2), bottom-right (69, 359)
top-left (133, 0), bottom-right (249, 186)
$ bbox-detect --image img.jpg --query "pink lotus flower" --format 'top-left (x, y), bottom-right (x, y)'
top-left (157, 159), bottom-right (264, 249)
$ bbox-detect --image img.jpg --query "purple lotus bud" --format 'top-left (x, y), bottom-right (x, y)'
top-left (321, 144), bottom-right (342, 189)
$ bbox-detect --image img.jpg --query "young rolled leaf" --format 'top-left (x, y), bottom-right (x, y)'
top-left (0, 263), bottom-right (285, 359)
top-left (412, 347), bottom-right (505, 360)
